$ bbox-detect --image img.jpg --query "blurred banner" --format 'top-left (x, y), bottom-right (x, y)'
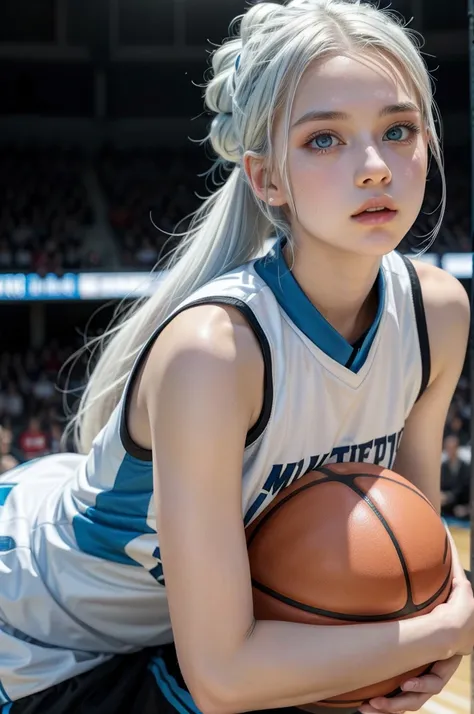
top-left (0, 252), bottom-right (470, 301)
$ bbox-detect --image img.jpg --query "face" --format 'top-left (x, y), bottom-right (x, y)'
top-left (271, 52), bottom-right (429, 256)
top-left (451, 416), bottom-right (462, 431)
top-left (444, 436), bottom-right (459, 459)
top-left (0, 427), bottom-right (11, 450)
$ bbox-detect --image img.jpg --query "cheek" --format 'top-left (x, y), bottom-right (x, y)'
top-left (400, 144), bottom-right (428, 191)
top-left (288, 152), bottom-right (341, 206)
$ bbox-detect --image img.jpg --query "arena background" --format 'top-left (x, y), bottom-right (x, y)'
top-left (0, 0), bottom-right (471, 712)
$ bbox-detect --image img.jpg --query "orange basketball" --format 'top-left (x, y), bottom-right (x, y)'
top-left (246, 463), bottom-right (452, 708)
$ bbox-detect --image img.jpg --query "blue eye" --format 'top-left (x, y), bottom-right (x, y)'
top-left (384, 125), bottom-right (412, 142)
top-left (314, 134), bottom-right (334, 149)
top-left (308, 133), bottom-right (339, 150)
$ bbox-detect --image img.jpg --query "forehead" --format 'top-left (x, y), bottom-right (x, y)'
top-left (291, 52), bottom-right (418, 120)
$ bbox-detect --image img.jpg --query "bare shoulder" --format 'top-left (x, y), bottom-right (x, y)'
top-left (411, 259), bottom-right (469, 326)
top-left (411, 259), bottom-right (469, 312)
top-left (139, 303), bottom-right (264, 426)
top-left (146, 302), bottom-right (263, 375)
top-left (410, 259), bottom-right (470, 379)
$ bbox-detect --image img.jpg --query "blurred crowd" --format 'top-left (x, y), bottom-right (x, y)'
top-left (0, 147), bottom-right (97, 275)
top-left (97, 147), bottom-right (205, 269)
top-left (0, 340), bottom-right (88, 472)
top-left (414, 150), bottom-right (470, 254)
top-left (441, 376), bottom-right (471, 521)
top-left (0, 346), bottom-right (471, 522)
top-left (0, 144), bottom-right (471, 519)
top-left (0, 146), bottom-right (470, 274)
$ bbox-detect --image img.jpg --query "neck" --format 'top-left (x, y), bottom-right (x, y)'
top-left (283, 236), bottom-right (382, 343)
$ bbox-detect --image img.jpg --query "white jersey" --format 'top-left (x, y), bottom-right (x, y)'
top-left (0, 245), bottom-right (430, 704)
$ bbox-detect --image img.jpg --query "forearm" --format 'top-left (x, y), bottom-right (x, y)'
top-left (223, 614), bottom-right (449, 712)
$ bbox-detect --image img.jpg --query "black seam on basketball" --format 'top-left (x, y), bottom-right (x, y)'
top-left (384, 663), bottom-right (434, 699)
top-left (358, 474), bottom-right (436, 513)
top-left (246, 475), bottom-right (333, 547)
top-left (248, 467), bottom-right (436, 550)
top-left (318, 664), bottom-right (434, 704)
top-left (251, 568), bottom-right (451, 621)
top-left (317, 697), bottom-right (368, 705)
top-left (248, 467), bottom-right (451, 617)
top-left (317, 467), bottom-right (436, 513)
top-left (443, 534), bottom-right (449, 564)
top-left (247, 468), bottom-right (370, 546)
top-left (315, 466), bottom-right (341, 478)
top-left (345, 481), bottom-right (414, 607)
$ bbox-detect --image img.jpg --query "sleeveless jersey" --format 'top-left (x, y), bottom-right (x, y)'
top-left (0, 246), bottom-right (429, 704)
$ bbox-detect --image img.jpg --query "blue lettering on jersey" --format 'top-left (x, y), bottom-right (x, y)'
top-left (244, 428), bottom-right (404, 526)
top-left (149, 546), bottom-right (166, 585)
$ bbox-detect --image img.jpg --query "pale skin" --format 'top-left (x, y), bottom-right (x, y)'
top-left (127, 51), bottom-right (473, 714)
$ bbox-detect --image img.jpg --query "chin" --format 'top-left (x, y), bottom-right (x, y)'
top-left (305, 225), bottom-right (403, 257)
top-left (354, 230), bottom-right (404, 257)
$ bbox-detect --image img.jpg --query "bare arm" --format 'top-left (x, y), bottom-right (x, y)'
top-left (143, 304), bottom-right (453, 714)
top-left (393, 262), bottom-right (470, 510)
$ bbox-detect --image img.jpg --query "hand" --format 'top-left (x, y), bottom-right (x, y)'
top-left (0, 454), bottom-right (18, 474)
top-left (440, 491), bottom-right (451, 507)
top-left (359, 655), bottom-right (462, 714)
top-left (433, 528), bottom-right (474, 656)
top-left (453, 504), bottom-right (470, 519)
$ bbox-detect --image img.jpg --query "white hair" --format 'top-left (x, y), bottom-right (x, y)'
top-left (71, 0), bottom-right (444, 453)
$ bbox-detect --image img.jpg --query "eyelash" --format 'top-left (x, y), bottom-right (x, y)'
top-left (304, 121), bottom-right (422, 154)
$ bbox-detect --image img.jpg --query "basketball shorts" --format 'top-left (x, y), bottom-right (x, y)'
top-left (3, 643), bottom-right (361, 714)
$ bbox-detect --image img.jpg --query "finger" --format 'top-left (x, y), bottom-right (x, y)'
top-left (366, 656), bottom-right (463, 713)
top-left (368, 693), bottom-right (429, 712)
top-left (401, 655), bottom-right (463, 692)
top-left (359, 705), bottom-right (405, 714)
top-left (400, 674), bottom-right (444, 695)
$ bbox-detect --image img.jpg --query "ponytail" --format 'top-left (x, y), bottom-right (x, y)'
top-left (72, 167), bottom-right (273, 453)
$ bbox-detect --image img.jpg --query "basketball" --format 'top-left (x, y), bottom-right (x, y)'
top-left (246, 462), bottom-right (453, 708)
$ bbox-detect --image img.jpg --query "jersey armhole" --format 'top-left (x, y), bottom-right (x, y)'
top-left (399, 254), bottom-right (431, 401)
top-left (119, 297), bottom-right (274, 462)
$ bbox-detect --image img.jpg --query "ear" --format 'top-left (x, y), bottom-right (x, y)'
top-left (243, 151), bottom-right (287, 207)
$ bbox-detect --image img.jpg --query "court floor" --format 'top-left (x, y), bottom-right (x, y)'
top-left (421, 527), bottom-right (471, 714)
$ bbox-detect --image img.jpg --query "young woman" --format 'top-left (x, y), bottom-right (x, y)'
top-left (0, 1), bottom-right (473, 713)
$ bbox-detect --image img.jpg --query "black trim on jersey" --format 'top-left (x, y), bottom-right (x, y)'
top-left (344, 328), bottom-right (370, 370)
top-left (120, 297), bottom-right (274, 461)
top-left (399, 253), bottom-right (431, 401)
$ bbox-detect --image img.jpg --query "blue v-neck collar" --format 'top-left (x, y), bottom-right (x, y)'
top-left (254, 239), bottom-right (385, 373)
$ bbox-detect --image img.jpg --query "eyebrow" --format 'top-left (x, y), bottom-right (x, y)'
top-left (291, 102), bottom-right (420, 129)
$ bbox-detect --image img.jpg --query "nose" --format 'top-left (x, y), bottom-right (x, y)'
top-left (354, 145), bottom-right (392, 188)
